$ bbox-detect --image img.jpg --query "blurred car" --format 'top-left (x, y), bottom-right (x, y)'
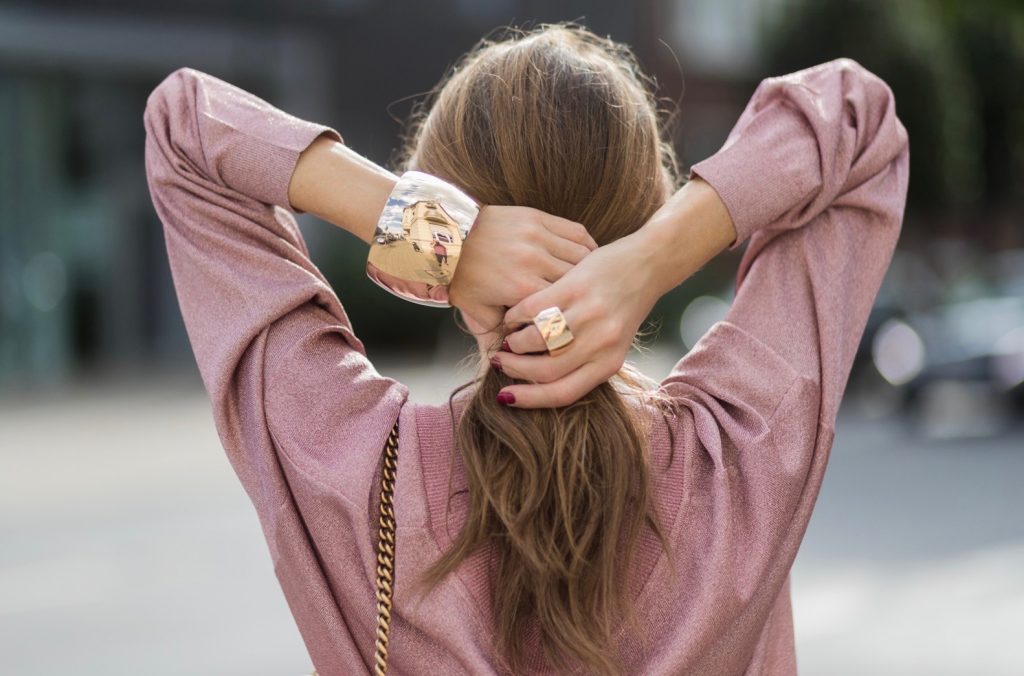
top-left (374, 232), bottom-right (401, 246)
top-left (851, 248), bottom-right (1024, 437)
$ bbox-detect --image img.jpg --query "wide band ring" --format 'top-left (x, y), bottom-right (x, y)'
top-left (366, 171), bottom-right (481, 307)
top-left (533, 306), bottom-right (575, 355)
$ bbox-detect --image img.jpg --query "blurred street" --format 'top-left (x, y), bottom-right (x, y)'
top-left (2, 351), bottom-right (1022, 676)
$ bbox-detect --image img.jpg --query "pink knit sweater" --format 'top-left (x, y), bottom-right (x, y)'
top-left (143, 58), bottom-right (908, 675)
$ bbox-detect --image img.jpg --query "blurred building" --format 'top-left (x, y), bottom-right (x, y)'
top-left (404, 201), bottom-right (463, 255)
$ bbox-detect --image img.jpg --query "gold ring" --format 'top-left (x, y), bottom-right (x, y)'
top-left (533, 306), bottom-right (574, 355)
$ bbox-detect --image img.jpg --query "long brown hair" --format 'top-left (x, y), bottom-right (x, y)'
top-left (402, 24), bottom-right (682, 674)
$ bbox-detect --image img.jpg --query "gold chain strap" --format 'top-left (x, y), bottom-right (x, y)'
top-left (373, 419), bottom-right (400, 675)
top-left (309, 418), bottom-right (399, 676)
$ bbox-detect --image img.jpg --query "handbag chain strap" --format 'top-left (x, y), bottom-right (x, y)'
top-left (308, 418), bottom-right (400, 676)
top-left (373, 419), bottom-right (401, 675)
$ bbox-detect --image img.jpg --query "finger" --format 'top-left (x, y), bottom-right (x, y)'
top-left (462, 304), bottom-right (505, 335)
top-left (539, 228), bottom-right (593, 265)
top-left (496, 361), bottom-right (611, 409)
top-left (503, 288), bottom-right (560, 334)
top-left (537, 213), bottom-right (599, 251)
top-left (493, 346), bottom-right (586, 384)
top-left (505, 275), bottom-right (549, 311)
top-left (540, 257), bottom-right (573, 284)
top-left (503, 322), bottom-right (549, 355)
top-left (502, 292), bottom-right (579, 354)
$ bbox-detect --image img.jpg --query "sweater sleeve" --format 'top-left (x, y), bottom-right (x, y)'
top-left (656, 58), bottom-right (908, 663)
top-left (662, 56), bottom-right (908, 434)
top-left (143, 67), bottom-right (408, 534)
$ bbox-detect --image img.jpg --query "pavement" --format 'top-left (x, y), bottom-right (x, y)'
top-left (1, 350), bottom-right (1022, 675)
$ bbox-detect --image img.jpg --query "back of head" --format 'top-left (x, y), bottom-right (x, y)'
top-left (407, 24), bottom-right (676, 244)
top-left (403, 24), bottom-right (680, 674)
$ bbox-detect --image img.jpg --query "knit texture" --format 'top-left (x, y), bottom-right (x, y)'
top-left (143, 58), bottom-right (909, 675)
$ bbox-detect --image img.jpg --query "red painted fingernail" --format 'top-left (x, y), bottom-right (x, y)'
top-left (497, 391), bottom-right (515, 405)
top-left (500, 339), bottom-right (511, 352)
top-left (489, 356), bottom-right (502, 372)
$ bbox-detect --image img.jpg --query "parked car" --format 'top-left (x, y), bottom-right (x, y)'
top-left (374, 232), bottom-right (401, 246)
top-left (850, 248), bottom-right (1024, 437)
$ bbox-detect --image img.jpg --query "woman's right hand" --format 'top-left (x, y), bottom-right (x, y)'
top-left (494, 233), bottom-right (665, 406)
top-left (449, 206), bottom-right (599, 337)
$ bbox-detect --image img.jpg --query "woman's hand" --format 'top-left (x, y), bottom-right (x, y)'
top-left (288, 136), bottom-right (598, 334)
top-left (449, 206), bottom-right (599, 335)
top-left (492, 233), bottom-right (664, 407)
top-left (493, 178), bottom-right (737, 408)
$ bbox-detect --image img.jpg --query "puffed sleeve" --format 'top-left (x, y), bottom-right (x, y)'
top-left (657, 58), bottom-right (908, 663)
top-left (143, 67), bottom-right (408, 538)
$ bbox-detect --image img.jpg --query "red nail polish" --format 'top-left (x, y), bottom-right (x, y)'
top-left (500, 339), bottom-right (511, 352)
top-left (489, 356), bottom-right (502, 372)
top-left (497, 391), bottom-right (515, 405)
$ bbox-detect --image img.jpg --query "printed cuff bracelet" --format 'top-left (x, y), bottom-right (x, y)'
top-left (366, 171), bottom-right (481, 307)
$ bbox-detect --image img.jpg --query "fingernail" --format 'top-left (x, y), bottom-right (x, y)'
top-left (489, 356), bottom-right (502, 372)
top-left (497, 391), bottom-right (515, 405)
top-left (500, 339), bottom-right (511, 352)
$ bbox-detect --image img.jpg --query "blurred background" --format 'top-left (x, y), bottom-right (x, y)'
top-left (1, 0), bottom-right (1022, 674)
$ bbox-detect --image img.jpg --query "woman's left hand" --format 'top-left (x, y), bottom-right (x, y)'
top-left (449, 206), bottom-right (598, 335)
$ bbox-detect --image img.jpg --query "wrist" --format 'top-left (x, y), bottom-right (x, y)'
top-left (289, 135), bottom-right (397, 244)
top-left (632, 177), bottom-right (736, 298)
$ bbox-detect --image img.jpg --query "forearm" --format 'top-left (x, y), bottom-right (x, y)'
top-left (143, 67), bottom-right (363, 401)
top-left (287, 135), bottom-right (398, 244)
top-left (629, 177), bottom-right (737, 299)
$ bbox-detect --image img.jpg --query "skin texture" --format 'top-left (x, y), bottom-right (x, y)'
top-left (448, 205), bottom-right (599, 344)
top-left (494, 177), bottom-right (737, 407)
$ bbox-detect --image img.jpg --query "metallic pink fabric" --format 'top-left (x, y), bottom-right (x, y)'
top-left (143, 59), bottom-right (908, 675)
